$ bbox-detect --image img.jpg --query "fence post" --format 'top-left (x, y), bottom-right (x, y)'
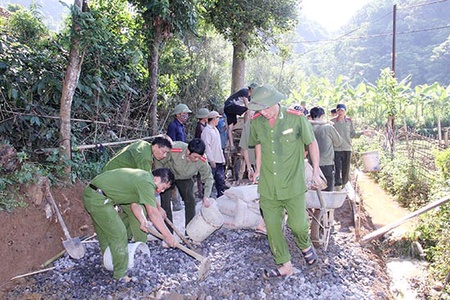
top-left (444, 128), bottom-right (449, 148)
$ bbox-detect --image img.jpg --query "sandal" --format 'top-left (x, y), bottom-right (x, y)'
top-left (302, 246), bottom-right (318, 266)
top-left (262, 268), bottom-right (284, 279)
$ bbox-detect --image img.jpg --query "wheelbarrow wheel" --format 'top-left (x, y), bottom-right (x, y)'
top-left (310, 209), bottom-right (324, 248)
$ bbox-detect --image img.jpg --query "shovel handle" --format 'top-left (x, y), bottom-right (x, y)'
top-left (146, 226), bottom-right (205, 262)
top-left (164, 216), bottom-right (195, 250)
top-left (46, 186), bottom-right (72, 240)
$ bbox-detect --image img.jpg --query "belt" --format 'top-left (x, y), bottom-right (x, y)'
top-left (89, 184), bottom-right (108, 198)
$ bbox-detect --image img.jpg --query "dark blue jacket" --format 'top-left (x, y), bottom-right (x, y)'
top-left (167, 119), bottom-right (187, 142)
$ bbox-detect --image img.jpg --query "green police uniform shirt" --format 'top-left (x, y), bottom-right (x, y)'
top-left (248, 106), bottom-right (315, 200)
top-left (154, 141), bottom-right (214, 197)
top-left (331, 117), bottom-right (362, 151)
top-left (102, 140), bottom-right (153, 172)
top-left (90, 168), bottom-right (156, 207)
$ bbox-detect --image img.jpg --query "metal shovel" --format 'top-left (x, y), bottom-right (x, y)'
top-left (46, 187), bottom-right (85, 259)
top-left (146, 226), bottom-right (211, 281)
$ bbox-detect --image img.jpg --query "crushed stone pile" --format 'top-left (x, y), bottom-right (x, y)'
top-left (4, 220), bottom-right (391, 300)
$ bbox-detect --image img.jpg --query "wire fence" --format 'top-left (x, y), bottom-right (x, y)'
top-left (391, 128), bottom-right (447, 182)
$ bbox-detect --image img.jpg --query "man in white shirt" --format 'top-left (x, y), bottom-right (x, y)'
top-left (201, 110), bottom-right (226, 197)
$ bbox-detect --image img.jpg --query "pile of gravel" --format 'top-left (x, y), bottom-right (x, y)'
top-left (5, 219), bottom-right (391, 300)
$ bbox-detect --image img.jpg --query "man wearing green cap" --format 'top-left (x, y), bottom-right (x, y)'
top-left (167, 103), bottom-right (192, 142)
top-left (248, 84), bottom-right (325, 279)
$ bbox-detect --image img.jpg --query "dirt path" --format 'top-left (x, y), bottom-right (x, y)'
top-left (355, 171), bottom-right (417, 237)
top-left (355, 170), bottom-right (428, 299)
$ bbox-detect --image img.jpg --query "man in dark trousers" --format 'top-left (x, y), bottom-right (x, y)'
top-left (223, 83), bottom-right (258, 150)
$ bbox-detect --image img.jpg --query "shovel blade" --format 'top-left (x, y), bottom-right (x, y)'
top-left (197, 257), bottom-right (211, 281)
top-left (63, 237), bottom-right (85, 259)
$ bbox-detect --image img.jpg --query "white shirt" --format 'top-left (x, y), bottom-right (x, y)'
top-left (201, 124), bottom-right (225, 164)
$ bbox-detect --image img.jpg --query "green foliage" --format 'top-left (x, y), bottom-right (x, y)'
top-left (207, 0), bottom-right (298, 52)
top-left (6, 4), bottom-right (48, 45)
top-left (70, 147), bottom-right (110, 182)
top-left (435, 148), bottom-right (450, 180)
top-left (0, 152), bottom-right (41, 211)
top-left (400, 146), bottom-right (450, 287)
top-left (376, 151), bottom-right (430, 208)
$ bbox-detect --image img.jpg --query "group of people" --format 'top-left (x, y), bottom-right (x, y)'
top-left (217, 84), bottom-right (365, 278)
top-left (309, 103), bottom-right (366, 191)
top-left (82, 81), bottom-right (364, 282)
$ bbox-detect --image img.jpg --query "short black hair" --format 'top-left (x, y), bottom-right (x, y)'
top-left (152, 135), bottom-right (173, 149)
top-left (152, 168), bottom-right (175, 186)
top-left (331, 109), bottom-right (337, 113)
top-left (310, 106), bottom-right (325, 119)
top-left (188, 138), bottom-right (206, 156)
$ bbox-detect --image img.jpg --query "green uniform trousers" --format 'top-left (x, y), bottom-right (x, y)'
top-left (83, 187), bottom-right (128, 279)
top-left (120, 204), bottom-right (147, 243)
top-left (260, 192), bottom-right (311, 265)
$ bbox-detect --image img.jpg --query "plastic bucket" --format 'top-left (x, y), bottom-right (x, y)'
top-left (103, 242), bottom-right (150, 271)
top-left (186, 205), bottom-right (224, 243)
top-left (361, 151), bottom-right (380, 172)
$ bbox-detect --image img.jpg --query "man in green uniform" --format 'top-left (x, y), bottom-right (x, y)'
top-left (155, 138), bottom-right (214, 230)
top-left (102, 136), bottom-right (173, 243)
top-left (331, 103), bottom-right (365, 190)
top-left (83, 168), bottom-right (176, 280)
top-left (102, 136), bottom-right (173, 172)
top-left (310, 106), bottom-right (342, 191)
top-left (248, 84), bottom-right (325, 279)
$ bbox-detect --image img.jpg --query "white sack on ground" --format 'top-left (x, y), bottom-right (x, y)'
top-left (223, 185), bottom-right (259, 203)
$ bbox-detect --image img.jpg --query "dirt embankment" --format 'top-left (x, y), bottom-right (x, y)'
top-left (0, 180), bottom-right (94, 288)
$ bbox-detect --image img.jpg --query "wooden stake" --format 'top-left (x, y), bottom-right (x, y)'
top-left (10, 267), bottom-right (56, 281)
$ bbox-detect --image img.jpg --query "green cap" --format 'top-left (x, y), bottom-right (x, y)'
top-left (195, 108), bottom-right (210, 119)
top-left (247, 84), bottom-right (286, 111)
top-left (173, 103), bottom-right (192, 115)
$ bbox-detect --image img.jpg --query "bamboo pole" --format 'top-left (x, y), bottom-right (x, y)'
top-left (1, 110), bottom-right (146, 131)
top-left (37, 135), bottom-right (162, 153)
top-left (360, 195), bottom-right (450, 245)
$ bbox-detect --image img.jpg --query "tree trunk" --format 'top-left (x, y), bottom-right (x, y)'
top-left (59, 0), bottom-right (86, 178)
top-left (231, 39), bottom-right (246, 94)
top-left (147, 17), bottom-right (167, 135)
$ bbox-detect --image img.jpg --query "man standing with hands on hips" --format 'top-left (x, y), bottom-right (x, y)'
top-left (248, 84), bottom-right (325, 279)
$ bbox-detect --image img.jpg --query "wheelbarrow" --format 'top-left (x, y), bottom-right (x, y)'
top-left (306, 190), bottom-right (348, 251)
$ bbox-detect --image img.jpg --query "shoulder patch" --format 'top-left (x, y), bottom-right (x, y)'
top-left (346, 117), bottom-right (352, 122)
top-left (251, 112), bottom-right (262, 120)
top-left (287, 108), bottom-right (303, 116)
top-left (201, 154), bottom-right (207, 162)
top-left (171, 148), bottom-right (183, 153)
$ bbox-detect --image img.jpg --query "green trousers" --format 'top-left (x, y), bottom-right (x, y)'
top-left (83, 187), bottom-right (128, 279)
top-left (120, 204), bottom-right (147, 243)
top-left (259, 192), bottom-right (311, 265)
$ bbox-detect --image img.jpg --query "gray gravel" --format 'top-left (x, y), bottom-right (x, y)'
top-left (4, 219), bottom-right (391, 300)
